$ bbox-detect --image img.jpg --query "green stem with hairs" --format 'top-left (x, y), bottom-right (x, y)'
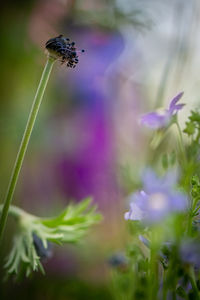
top-left (0, 57), bottom-right (55, 241)
top-left (0, 204), bottom-right (27, 220)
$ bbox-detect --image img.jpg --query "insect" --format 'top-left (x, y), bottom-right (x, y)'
top-left (45, 35), bottom-right (85, 68)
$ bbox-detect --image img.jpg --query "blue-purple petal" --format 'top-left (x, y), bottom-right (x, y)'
top-left (140, 92), bottom-right (185, 131)
top-left (169, 92), bottom-right (184, 114)
top-left (124, 169), bottom-right (187, 224)
top-left (140, 112), bottom-right (169, 129)
top-left (142, 168), bottom-right (178, 193)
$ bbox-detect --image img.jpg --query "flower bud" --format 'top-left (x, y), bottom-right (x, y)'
top-left (33, 233), bottom-right (52, 260)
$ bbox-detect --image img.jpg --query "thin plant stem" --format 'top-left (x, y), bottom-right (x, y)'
top-left (175, 120), bottom-right (187, 166)
top-left (149, 230), bottom-right (159, 300)
top-left (189, 267), bottom-right (200, 299)
top-left (162, 269), bottom-right (168, 300)
top-left (0, 204), bottom-right (27, 220)
top-left (0, 57), bottom-right (55, 241)
top-left (149, 248), bottom-right (159, 300)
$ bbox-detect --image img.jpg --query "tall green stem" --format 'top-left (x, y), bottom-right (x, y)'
top-left (189, 267), bottom-right (200, 299)
top-left (0, 57), bottom-right (55, 240)
top-left (0, 204), bottom-right (27, 220)
top-left (175, 120), bottom-right (187, 165)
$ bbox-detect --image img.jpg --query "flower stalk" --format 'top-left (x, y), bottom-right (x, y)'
top-left (175, 120), bottom-right (187, 165)
top-left (0, 56), bottom-right (55, 241)
top-left (0, 204), bottom-right (27, 220)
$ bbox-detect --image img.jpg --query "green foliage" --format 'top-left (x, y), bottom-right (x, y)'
top-left (4, 198), bottom-right (101, 278)
top-left (162, 153), bottom-right (168, 170)
top-left (74, 0), bottom-right (153, 31)
top-left (5, 231), bottom-right (44, 278)
top-left (41, 198), bottom-right (101, 243)
top-left (180, 111), bottom-right (200, 190)
top-left (184, 110), bottom-right (200, 140)
top-left (190, 175), bottom-right (200, 220)
top-left (161, 151), bottom-right (176, 170)
top-left (191, 175), bottom-right (200, 199)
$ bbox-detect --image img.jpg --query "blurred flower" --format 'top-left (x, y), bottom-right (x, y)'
top-left (52, 29), bottom-right (124, 209)
top-left (108, 252), bottom-right (128, 271)
top-left (139, 235), bottom-right (150, 248)
top-left (140, 92), bottom-right (185, 129)
top-left (180, 239), bottom-right (200, 270)
top-left (124, 169), bottom-right (187, 224)
top-left (176, 281), bottom-right (193, 300)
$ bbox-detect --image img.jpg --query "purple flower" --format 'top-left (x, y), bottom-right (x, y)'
top-left (139, 235), bottom-right (150, 248)
top-left (141, 92), bottom-right (185, 129)
top-left (180, 239), bottom-right (200, 270)
top-left (108, 252), bottom-right (128, 270)
top-left (124, 169), bottom-right (187, 224)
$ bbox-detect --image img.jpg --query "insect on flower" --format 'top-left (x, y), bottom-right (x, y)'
top-left (45, 34), bottom-right (85, 68)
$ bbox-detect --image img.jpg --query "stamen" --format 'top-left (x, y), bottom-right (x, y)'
top-left (45, 35), bottom-right (85, 68)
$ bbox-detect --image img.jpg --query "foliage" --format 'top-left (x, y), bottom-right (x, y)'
top-left (3, 198), bottom-right (101, 278)
top-left (109, 95), bottom-right (200, 299)
top-left (184, 110), bottom-right (200, 140)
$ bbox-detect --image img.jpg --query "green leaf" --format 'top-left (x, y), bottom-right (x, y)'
top-left (184, 110), bottom-right (200, 138)
top-left (5, 232), bottom-right (41, 277)
top-left (4, 198), bottom-right (101, 278)
top-left (162, 153), bottom-right (168, 170)
top-left (170, 151), bottom-right (176, 166)
top-left (183, 121), bottom-right (195, 136)
top-left (189, 110), bottom-right (200, 122)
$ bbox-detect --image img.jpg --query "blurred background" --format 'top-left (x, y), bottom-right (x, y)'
top-left (0, 0), bottom-right (200, 299)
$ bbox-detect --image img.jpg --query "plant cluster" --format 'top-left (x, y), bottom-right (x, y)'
top-left (0, 36), bottom-right (101, 279)
top-left (109, 93), bottom-right (200, 299)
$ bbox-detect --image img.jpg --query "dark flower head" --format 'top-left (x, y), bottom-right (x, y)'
top-left (45, 34), bottom-right (85, 68)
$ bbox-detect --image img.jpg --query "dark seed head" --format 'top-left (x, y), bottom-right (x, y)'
top-left (45, 35), bottom-right (85, 68)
